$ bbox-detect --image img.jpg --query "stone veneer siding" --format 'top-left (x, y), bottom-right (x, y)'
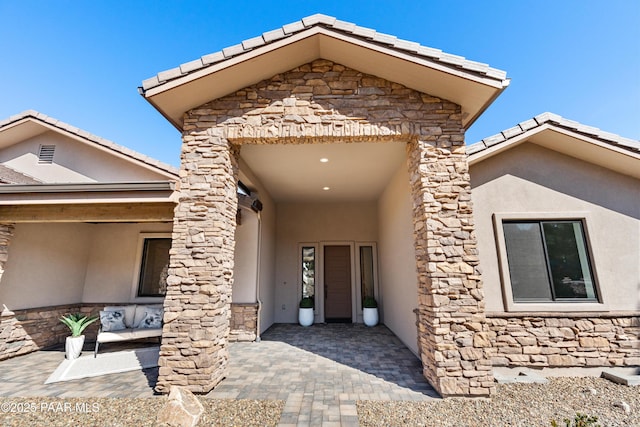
top-left (487, 313), bottom-right (639, 368)
top-left (155, 137), bottom-right (239, 394)
top-left (406, 120), bottom-right (492, 397)
top-left (0, 303), bottom-right (102, 361)
top-left (0, 302), bottom-right (257, 361)
top-left (157, 59), bottom-right (493, 397)
top-left (229, 303), bottom-right (258, 342)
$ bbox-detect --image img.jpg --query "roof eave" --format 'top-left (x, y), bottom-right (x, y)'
top-left (141, 26), bottom-right (509, 130)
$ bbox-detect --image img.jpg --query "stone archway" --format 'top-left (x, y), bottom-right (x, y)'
top-left (156, 59), bottom-right (494, 397)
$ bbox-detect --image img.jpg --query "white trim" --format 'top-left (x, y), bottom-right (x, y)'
top-left (493, 212), bottom-right (608, 313)
top-left (130, 232), bottom-right (172, 303)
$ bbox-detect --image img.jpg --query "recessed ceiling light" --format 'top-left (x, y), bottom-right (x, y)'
top-left (323, 186), bottom-right (330, 191)
top-left (320, 158), bottom-right (329, 163)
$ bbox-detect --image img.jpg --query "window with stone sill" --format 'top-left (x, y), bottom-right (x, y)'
top-left (137, 238), bottom-right (171, 297)
top-left (501, 219), bottom-right (598, 303)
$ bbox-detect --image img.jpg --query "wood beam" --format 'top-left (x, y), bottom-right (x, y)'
top-left (0, 203), bottom-right (176, 223)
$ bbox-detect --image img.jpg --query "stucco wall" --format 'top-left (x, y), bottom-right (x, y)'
top-left (82, 222), bottom-right (173, 303)
top-left (274, 201), bottom-right (377, 323)
top-left (471, 142), bottom-right (640, 313)
top-left (236, 159), bottom-right (277, 334)
top-left (0, 222), bottom-right (93, 310)
top-left (377, 162), bottom-right (420, 355)
top-left (0, 131), bottom-right (168, 183)
top-left (257, 195), bottom-right (277, 334)
top-left (234, 210), bottom-right (259, 303)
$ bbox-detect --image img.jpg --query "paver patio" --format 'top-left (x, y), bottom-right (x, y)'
top-left (0, 324), bottom-right (439, 425)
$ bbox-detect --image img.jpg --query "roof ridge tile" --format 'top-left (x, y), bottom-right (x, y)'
top-left (180, 58), bottom-right (205, 74)
top-left (282, 20), bottom-right (305, 35)
top-left (262, 28), bottom-right (287, 43)
top-left (331, 19), bottom-right (357, 33)
top-left (222, 43), bottom-right (245, 59)
top-left (302, 14), bottom-right (336, 27)
top-left (350, 25), bottom-right (376, 39)
top-left (242, 35), bottom-right (266, 50)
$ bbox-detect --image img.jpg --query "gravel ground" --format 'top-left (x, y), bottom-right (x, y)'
top-left (0, 378), bottom-right (636, 426)
top-left (358, 377), bottom-right (639, 427)
top-left (0, 397), bottom-right (284, 427)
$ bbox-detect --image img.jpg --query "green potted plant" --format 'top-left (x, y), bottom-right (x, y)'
top-left (60, 313), bottom-right (98, 359)
top-left (363, 296), bottom-right (378, 327)
top-left (298, 296), bottom-right (314, 327)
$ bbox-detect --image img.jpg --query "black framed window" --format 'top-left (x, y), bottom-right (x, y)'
top-left (502, 220), bottom-right (597, 302)
top-left (137, 238), bottom-right (171, 297)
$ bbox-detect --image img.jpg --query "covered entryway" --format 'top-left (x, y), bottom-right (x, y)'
top-left (141, 15), bottom-right (509, 397)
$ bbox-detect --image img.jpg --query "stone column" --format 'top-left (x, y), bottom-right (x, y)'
top-left (408, 133), bottom-right (494, 397)
top-left (155, 131), bottom-right (239, 394)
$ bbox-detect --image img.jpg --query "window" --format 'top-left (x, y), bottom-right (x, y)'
top-left (502, 220), bottom-right (597, 302)
top-left (301, 246), bottom-right (316, 299)
top-left (359, 245), bottom-right (375, 304)
top-left (137, 238), bottom-right (171, 297)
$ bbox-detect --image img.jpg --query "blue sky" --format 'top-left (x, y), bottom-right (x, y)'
top-left (1, 1), bottom-right (638, 167)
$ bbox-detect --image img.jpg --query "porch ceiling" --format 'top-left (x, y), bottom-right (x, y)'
top-left (240, 141), bottom-right (407, 202)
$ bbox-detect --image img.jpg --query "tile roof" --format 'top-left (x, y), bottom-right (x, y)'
top-left (0, 110), bottom-right (179, 177)
top-left (140, 14), bottom-right (508, 92)
top-left (0, 164), bottom-right (41, 184)
top-left (467, 112), bottom-right (640, 156)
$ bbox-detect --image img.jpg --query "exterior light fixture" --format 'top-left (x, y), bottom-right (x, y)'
top-left (320, 158), bottom-right (329, 163)
top-left (323, 186), bottom-right (330, 191)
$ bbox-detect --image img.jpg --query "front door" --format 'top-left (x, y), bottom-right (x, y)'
top-left (324, 245), bottom-right (352, 322)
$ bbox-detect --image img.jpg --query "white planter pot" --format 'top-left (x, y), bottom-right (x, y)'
top-left (298, 308), bottom-right (314, 327)
top-left (363, 307), bottom-right (379, 327)
top-left (65, 335), bottom-right (85, 359)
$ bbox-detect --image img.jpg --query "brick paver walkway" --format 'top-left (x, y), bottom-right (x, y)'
top-left (0, 323), bottom-right (439, 425)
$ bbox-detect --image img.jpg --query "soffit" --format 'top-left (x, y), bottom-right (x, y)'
top-left (142, 25), bottom-right (509, 129)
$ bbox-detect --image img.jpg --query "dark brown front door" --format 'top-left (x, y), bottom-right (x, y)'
top-left (324, 245), bottom-right (352, 322)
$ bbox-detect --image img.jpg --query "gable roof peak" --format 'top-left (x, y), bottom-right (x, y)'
top-left (0, 110), bottom-right (179, 178)
top-left (141, 14), bottom-right (508, 93)
top-left (141, 15), bottom-right (510, 130)
top-left (467, 112), bottom-right (640, 160)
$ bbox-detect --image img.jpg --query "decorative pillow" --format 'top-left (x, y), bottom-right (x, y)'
top-left (103, 305), bottom-right (136, 328)
top-left (133, 304), bottom-right (163, 328)
top-left (138, 307), bottom-right (163, 329)
top-left (100, 309), bottom-right (126, 332)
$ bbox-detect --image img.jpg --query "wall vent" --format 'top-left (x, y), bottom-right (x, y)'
top-left (38, 145), bottom-right (55, 164)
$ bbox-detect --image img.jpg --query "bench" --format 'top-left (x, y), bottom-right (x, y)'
top-left (94, 304), bottom-right (163, 357)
